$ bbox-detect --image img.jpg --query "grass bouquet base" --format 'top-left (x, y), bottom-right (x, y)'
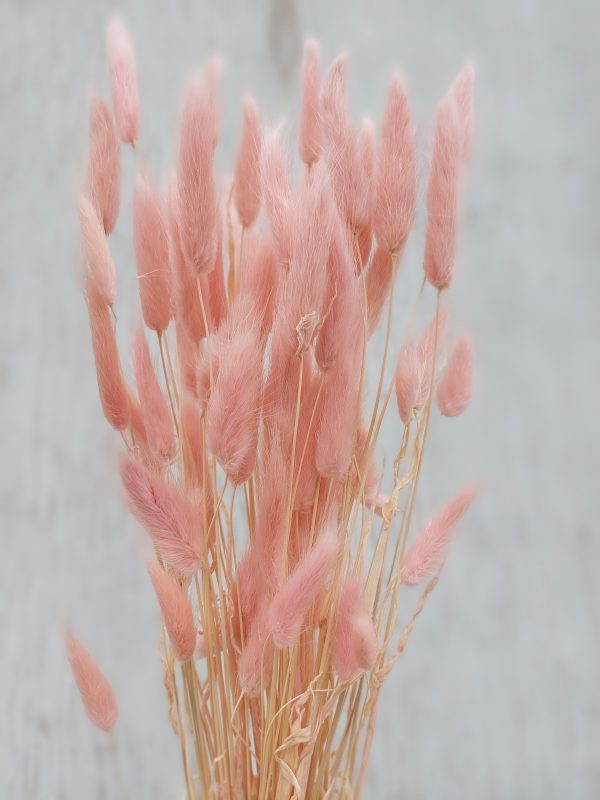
top-left (67, 17), bottom-right (476, 799)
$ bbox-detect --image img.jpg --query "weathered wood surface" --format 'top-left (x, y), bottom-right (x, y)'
top-left (1, 0), bottom-right (599, 797)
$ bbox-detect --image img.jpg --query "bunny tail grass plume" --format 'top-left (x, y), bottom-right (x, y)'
top-left (66, 632), bottom-right (118, 732)
top-left (374, 73), bottom-right (417, 256)
top-left (356, 117), bottom-right (375, 266)
top-left (147, 561), bottom-right (196, 661)
top-left (106, 17), bottom-right (139, 144)
top-left (395, 342), bottom-right (421, 425)
top-left (132, 329), bottom-right (176, 462)
top-left (333, 578), bottom-right (378, 680)
top-left (261, 128), bottom-right (293, 267)
top-left (205, 324), bottom-right (263, 484)
top-left (86, 96), bottom-right (120, 234)
top-left (451, 63), bottom-right (475, 161)
top-left (267, 532), bottom-right (338, 648)
top-left (234, 94), bottom-right (262, 228)
top-left (298, 38), bottom-right (322, 168)
top-left (400, 486), bottom-right (477, 585)
top-left (119, 455), bottom-right (205, 575)
top-left (78, 195), bottom-right (117, 306)
top-left (84, 274), bottom-right (129, 431)
top-left (177, 71), bottom-right (219, 273)
top-left (423, 94), bottom-right (462, 290)
top-left (239, 613), bottom-right (274, 697)
top-left (133, 169), bottom-right (172, 333)
top-left (437, 334), bottom-right (473, 417)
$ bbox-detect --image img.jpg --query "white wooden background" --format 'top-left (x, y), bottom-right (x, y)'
top-left (1, 0), bottom-right (599, 797)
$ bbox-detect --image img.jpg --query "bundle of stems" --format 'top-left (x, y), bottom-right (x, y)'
top-left (68, 18), bottom-right (476, 799)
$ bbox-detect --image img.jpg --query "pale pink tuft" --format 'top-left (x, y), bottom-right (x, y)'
top-left (205, 324), bottom-right (263, 484)
top-left (120, 454), bottom-right (205, 574)
top-left (255, 433), bottom-right (288, 587)
top-left (234, 94), bottom-right (262, 228)
top-left (147, 561), bottom-right (196, 661)
top-left (365, 246), bottom-right (395, 336)
top-left (356, 118), bottom-right (375, 266)
top-left (78, 195), bottom-right (117, 306)
top-left (298, 39), bottom-right (322, 167)
top-left (394, 342), bottom-right (421, 424)
top-left (239, 611), bottom-right (274, 697)
top-left (177, 72), bottom-right (219, 272)
top-left (242, 229), bottom-right (279, 339)
top-left (416, 308), bottom-right (448, 407)
top-left (66, 632), bottom-right (118, 732)
top-left (207, 218), bottom-right (228, 330)
top-left (423, 96), bottom-right (462, 290)
top-left (437, 335), bottom-right (473, 417)
top-left (332, 577), bottom-right (378, 680)
top-left (106, 17), bottom-right (139, 144)
top-left (400, 485), bottom-right (476, 584)
top-left (84, 275), bottom-right (130, 431)
top-left (267, 532), bottom-right (338, 648)
top-left (451, 63), bottom-right (475, 161)
top-left (373, 73), bottom-right (417, 254)
top-left (180, 392), bottom-right (205, 488)
top-left (261, 129), bottom-right (293, 266)
top-left (132, 329), bottom-right (176, 462)
top-left (85, 96), bottom-right (120, 234)
top-left (133, 169), bottom-right (172, 332)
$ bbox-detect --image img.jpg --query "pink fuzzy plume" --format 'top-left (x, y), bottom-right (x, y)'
top-left (374, 74), bottom-right (417, 255)
top-left (255, 433), bottom-right (288, 588)
top-left (177, 71), bottom-right (219, 273)
top-left (133, 169), bottom-right (172, 332)
top-left (315, 210), bottom-right (361, 371)
top-left (423, 96), bottom-right (462, 290)
top-left (242, 229), bottom-right (279, 340)
top-left (207, 218), bottom-right (228, 331)
top-left (120, 455), bottom-right (205, 575)
top-left (205, 324), bottom-right (263, 483)
top-left (416, 308), bottom-right (448, 407)
top-left (261, 129), bottom-right (293, 267)
top-left (167, 181), bottom-right (209, 341)
top-left (356, 118), bottom-right (375, 267)
top-left (321, 57), bottom-right (369, 232)
top-left (394, 343), bottom-right (421, 424)
top-left (365, 246), bottom-right (394, 336)
top-left (84, 275), bottom-right (130, 431)
top-left (180, 392), bottom-right (205, 488)
top-left (400, 486), bottom-right (476, 584)
top-left (66, 632), bottom-right (118, 732)
top-left (451, 63), bottom-right (475, 161)
top-left (78, 195), bottom-right (117, 306)
top-left (86, 96), bottom-right (120, 234)
top-left (147, 561), bottom-right (196, 661)
top-left (332, 578), bottom-right (378, 680)
top-left (106, 17), bottom-right (139, 145)
top-left (132, 329), bottom-right (176, 462)
top-left (437, 335), bottom-right (473, 417)
top-left (316, 341), bottom-right (361, 478)
top-left (239, 610), bottom-right (274, 697)
top-left (298, 39), bottom-right (322, 168)
top-left (234, 94), bottom-right (262, 228)
top-left (267, 532), bottom-right (338, 648)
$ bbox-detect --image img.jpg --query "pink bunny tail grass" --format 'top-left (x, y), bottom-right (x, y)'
top-left (106, 17), bottom-right (139, 144)
top-left (234, 94), bottom-right (262, 228)
top-left (86, 96), bottom-right (120, 234)
top-left (177, 72), bottom-right (219, 273)
top-left (437, 334), bottom-right (473, 417)
top-left (356, 118), bottom-right (375, 267)
top-left (423, 96), bottom-right (462, 290)
top-left (321, 57), bottom-right (369, 231)
top-left (147, 561), bottom-right (196, 661)
top-left (332, 577), bottom-right (378, 680)
top-left (400, 485), bottom-right (476, 585)
top-left (207, 218), bottom-right (228, 331)
top-left (78, 195), bottom-right (117, 307)
top-left (132, 329), bottom-right (176, 462)
top-left (239, 612), bottom-right (274, 697)
top-left (255, 433), bottom-right (288, 587)
top-left (230, 551), bottom-right (264, 651)
top-left (315, 211), bottom-right (360, 371)
top-left (395, 343), bottom-right (421, 424)
top-left (242, 229), bottom-right (279, 339)
top-left (167, 181), bottom-right (209, 341)
top-left (374, 73), bottom-right (417, 255)
top-left (175, 323), bottom-right (199, 399)
top-left (180, 392), bottom-right (205, 488)
top-left (127, 386), bottom-right (148, 447)
top-left (205, 325), bottom-right (263, 484)
top-left (261, 128), bottom-right (293, 266)
top-left (416, 307), bottom-right (448, 408)
top-left (133, 169), bottom-right (172, 332)
top-left (119, 454), bottom-right (205, 575)
top-left (451, 63), bottom-right (475, 161)
top-left (66, 632), bottom-right (118, 732)
top-left (365, 246), bottom-right (396, 336)
top-left (298, 38), bottom-right (322, 168)
top-left (84, 275), bottom-right (130, 431)
top-left (267, 532), bottom-right (338, 648)
top-left (316, 346), bottom-right (361, 478)
top-left (351, 613), bottom-right (378, 671)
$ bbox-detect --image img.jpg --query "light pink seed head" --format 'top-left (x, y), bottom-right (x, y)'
top-left (437, 334), bottom-right (473, 417)
top-left (147, 561), bottom-right (196, 661)
top-left (106, 17), bottom-right (139, 144)
top-left (66, 632), bottom-right (118, 732)
top-left (234, 94), bottom-right (262, 228)
top-left (86, 96), bottom-right (120, 234)
top-left (78, 194), bottom-right (117, 306)
top-left (298, 38), bottom-right (322, 167)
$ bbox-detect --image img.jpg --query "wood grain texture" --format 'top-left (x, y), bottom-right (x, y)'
top-left (1, 0), bottom-right (599, 797)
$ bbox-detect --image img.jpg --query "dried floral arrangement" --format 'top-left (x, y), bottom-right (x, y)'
top-left (68, 17), bottom-right (476, 799)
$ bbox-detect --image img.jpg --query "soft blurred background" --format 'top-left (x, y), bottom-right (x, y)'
top-left (2, 0), bottom-right (599, 797)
